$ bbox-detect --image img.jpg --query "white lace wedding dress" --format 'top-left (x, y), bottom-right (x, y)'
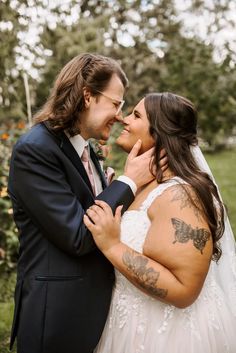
top-left (95, 177), bottom-right (236, 353)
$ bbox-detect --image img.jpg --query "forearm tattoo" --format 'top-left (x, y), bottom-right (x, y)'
top-left (122, 251), bottom-right (168, 299)
top-left (171, 217), bottom-right (210, 253)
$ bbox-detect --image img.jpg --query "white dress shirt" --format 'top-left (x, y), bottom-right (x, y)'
top-left (68, 134), bottom-right (103, 195)
top-left (67, 133), bottom-right (137, 196)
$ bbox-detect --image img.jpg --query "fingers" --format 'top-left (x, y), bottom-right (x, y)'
top-left (83, 214), bottom-right (95, 232)
top-left (86, 200), bottom-right (110, 215)
top-left (160, 155), bottom-right (168, 164)
top-left (151, 162), bottom-right (157, 176)
top-left (160, 148), bottom-right (166, 159)
top-left (138, 146), bottom-right (154, 159)
top-left (94, 200), bottom-right (112, 214)
top-left (159, 156), bottom-right (168, 173)
top-left (86, 208), bottom-right (100, 224)
top-left (85, 200), bottom-right (113, 225)
top-left (88, 204), bottom-right (100, 214)
top-left (127, 139), bottom-right (142, 160)
top-left (115, 205), bottom-right (123, 223)
top-left (85, 200), bottom-right (123, 229)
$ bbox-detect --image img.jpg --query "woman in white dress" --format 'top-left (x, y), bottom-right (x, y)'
top-left (84, 92), bottom-right (236, 353)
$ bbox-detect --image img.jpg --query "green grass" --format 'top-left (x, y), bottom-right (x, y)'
top-left (0, 149), bottom-right (235, 353)
top-left (205, 148), bottom-right (236, 236)
top-left (0, 273), bottom-right (16, 353)
top-left (0, 301), bottom-right (16, 353)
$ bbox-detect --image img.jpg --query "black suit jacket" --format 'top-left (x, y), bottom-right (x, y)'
top-left (8, 122), bottom-right (134, 353)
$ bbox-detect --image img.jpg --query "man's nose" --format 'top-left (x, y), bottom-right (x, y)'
top-left (115, 112), bottom-right (124, 122)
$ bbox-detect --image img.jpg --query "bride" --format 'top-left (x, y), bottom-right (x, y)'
top-left (84, 92), bottom-right (236, 353)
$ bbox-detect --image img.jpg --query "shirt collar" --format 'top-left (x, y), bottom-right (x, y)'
top-left (65, 132), bottom-right (89, 158)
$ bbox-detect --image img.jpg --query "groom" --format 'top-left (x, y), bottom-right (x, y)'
top-left (8, 53), bottom-right (154, 353)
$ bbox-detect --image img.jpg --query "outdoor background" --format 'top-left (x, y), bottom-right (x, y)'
top-left (0, 0), bottom-right (236, 352)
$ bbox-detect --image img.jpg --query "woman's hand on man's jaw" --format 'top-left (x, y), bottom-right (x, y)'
top-left (124, 140), bottom-right (155, 188)
top-left (124, 140), bottom-right (168, 187)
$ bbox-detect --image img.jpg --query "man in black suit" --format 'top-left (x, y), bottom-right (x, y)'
top-left (8, 54), bottom-right (155, 353)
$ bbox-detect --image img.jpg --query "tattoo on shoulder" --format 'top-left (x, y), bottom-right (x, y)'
top-left (170, 186), bottom-right (202, 220)
top-left (122, 251), bottom-right (168, 299)
top-left (171, 217), bottom-right (210, 253)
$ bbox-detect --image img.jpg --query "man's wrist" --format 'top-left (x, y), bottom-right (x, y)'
top-left (117, 175), bottom-right (137, 195)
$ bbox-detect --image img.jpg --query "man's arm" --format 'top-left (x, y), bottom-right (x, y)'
top-left (9, 141), bottom-right (133, 256)
top-left (97, 140), bottom-right (158, 213)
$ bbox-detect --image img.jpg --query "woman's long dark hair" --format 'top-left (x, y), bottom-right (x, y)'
top-left (144, 92), bottom-right (224, 261)
top-left (34, 53), bottom-right (128, 136)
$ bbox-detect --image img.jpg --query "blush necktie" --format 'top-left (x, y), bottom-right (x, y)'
top-left (81, 145), bottom-right (96, 195)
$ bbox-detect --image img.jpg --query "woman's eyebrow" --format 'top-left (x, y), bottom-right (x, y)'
top-left (134, 109), bottom-right (142, 117)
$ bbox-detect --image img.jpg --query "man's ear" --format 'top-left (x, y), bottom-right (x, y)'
top-left (83, 88), bottom-right (92, 108)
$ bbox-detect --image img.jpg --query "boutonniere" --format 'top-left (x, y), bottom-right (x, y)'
top-left (92, 140), bottom-right (107, 161)
top-left (90, 139), bottom-right (111, 162)
top-left (90, 139), bottom-right (115, 184)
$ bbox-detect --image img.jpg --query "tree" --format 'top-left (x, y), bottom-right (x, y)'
top-left (0, 0), bottom-right (27, 121)
top-left (34, 0), bottom-right (236, 148)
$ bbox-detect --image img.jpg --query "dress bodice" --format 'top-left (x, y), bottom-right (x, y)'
top-left (95, 177), bottom-right (236, 353)
top-left (120, 177), bottom-right (187, 253)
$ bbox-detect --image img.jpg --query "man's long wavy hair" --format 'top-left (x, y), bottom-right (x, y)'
top-left (34, 53), bottom-right (128, 136)
top-left (144, 92), bottom-right (224, 261)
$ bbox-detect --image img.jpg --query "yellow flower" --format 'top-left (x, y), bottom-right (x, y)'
top-left (8, 208), bottom-right (13, 215)
top-left (0, 187), bottom-right (8, 198)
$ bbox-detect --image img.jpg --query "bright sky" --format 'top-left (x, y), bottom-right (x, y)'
top-left (1, 0), bottom-right (236, 78)
top-left (175, 0), bottom-right (236, 64)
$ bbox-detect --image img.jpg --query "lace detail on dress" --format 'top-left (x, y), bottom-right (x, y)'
top-left (139, 177), bottom-right (188, 212)
top-left (120, 211), bottom-right (150, 253)
top-left (157, 305), bottom-right (175, 334)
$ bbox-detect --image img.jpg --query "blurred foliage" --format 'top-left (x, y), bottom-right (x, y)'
top-left (1, 0), bottom-right (236, 142)
top-left (0, 300), bottom-right (16, 353)
top-left (205, 148), bottom-right (236, 235)
top-left (33, 0), bottom-right (236, 146)
top-left (0, 121), bottom-right (26, 272)
top-left (0, 271), bottom-right (16, 302)
top-left (0, 0), bottom-right (28, 121)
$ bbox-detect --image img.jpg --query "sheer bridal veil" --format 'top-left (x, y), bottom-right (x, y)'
top-left (191, 145), bottom-right (236, 315)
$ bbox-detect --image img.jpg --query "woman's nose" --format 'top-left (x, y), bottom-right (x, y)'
top-left (123, 114), bottom-right (132, 125)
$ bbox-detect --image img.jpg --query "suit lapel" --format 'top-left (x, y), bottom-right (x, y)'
top-left (43, 122), bottom-right (108, 192)
top-left (42, 122), bottom-right (94, 195)
top-left (90, 145), bottom-right (108, 189)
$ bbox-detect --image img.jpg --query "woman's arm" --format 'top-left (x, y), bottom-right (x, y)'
top-left (84, 184), bottom-right (213, 308)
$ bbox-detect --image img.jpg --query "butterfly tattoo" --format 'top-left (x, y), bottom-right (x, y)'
top-left (171, 218), bottom-right (210, 253)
